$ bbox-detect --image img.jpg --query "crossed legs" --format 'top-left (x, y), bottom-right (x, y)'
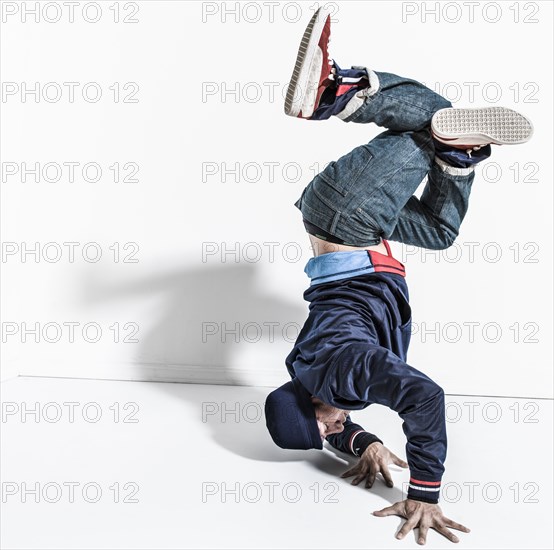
top-left (295, 71), bottom-right (477, 250)
top-left (287, 9), bottom-right (532, 252)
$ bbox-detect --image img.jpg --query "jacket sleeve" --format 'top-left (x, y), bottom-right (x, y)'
top-left (323, 343), bottom-right (447, 504)
top-left (326, 416), bottom-right (383, 457)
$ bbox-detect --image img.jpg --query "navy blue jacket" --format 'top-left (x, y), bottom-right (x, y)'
top-left (285, 250), bottom-right (446, 503)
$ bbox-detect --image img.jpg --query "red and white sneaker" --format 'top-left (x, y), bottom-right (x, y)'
top-left (284, 7), bottom-right (334, 118)
top-left (431, 107), bottom-right (534, 150)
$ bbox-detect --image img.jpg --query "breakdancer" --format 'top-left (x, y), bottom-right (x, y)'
top-left (265, 6), bottom-right (533, 546)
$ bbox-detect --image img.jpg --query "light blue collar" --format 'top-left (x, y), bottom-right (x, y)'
top-left (304, 251), bottom-right (375, 286)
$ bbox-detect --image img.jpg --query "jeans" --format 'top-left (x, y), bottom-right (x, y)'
top-left (294, 71), bottom-right (476, 249)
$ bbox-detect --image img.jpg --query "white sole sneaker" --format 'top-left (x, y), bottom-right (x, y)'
top-left (431, 107), bottom-right (534, 147)
top-left (284, 7), bottom-right (332, 118)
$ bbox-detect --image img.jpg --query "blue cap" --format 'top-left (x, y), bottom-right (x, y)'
top-left (265, 377), bottom-right (323, 450)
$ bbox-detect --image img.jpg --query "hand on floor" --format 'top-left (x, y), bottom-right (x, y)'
top-left (373, 499), bottom-right (470, 545)
top-left (341, 441), bottom-right (408, 488)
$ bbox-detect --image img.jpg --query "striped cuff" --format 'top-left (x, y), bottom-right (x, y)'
top-left (407, 477), bottom-right (442, 504)
top-left (349, 430), bottom-right (383, 457)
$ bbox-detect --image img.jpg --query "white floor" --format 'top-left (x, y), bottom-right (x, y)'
top-left (1, 376), bottom-right (552, 550)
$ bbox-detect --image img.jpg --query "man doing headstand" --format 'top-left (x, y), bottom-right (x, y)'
top-left (264, 7), bottom-right (533, 545)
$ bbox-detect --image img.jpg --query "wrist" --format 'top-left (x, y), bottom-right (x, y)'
top-left (407, 476), bottom-right (442, 504)
top-left (350, 431), bottom-right (383, 457)
top-left (407, 497), bottom-right (438, 506)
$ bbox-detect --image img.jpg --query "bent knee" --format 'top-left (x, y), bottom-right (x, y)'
top-left (429, 227), bottom-right (458, 250)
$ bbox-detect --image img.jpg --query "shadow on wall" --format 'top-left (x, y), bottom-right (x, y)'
top-left (83, 262), bottom-right (309, 460)
top-left (84, 262), bottom-right (306, 372)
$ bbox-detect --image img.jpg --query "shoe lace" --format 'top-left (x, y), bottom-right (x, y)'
top-left (466, 144), bottom-right (486, 157)
top-left (327, 36), bottom-right (336, 82)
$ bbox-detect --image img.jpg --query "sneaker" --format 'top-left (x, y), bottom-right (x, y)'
top-left (431, 107), bottom-right (534, 151)
top-left (284, 7), bottom-right (334, 118)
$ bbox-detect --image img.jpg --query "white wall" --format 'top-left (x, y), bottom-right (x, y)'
top-left (2, 1), bottom-right (552, 397)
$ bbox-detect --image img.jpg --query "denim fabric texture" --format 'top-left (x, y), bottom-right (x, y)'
top-left (294, 71), bottom-right (477, 250)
